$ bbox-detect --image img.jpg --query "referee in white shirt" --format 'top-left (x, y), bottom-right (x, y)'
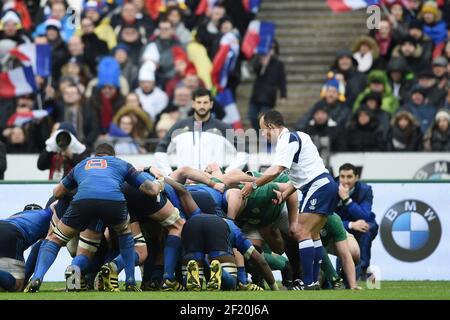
top-left (241, 110), bottom-right (338, 290)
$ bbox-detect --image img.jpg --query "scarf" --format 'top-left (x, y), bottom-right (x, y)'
top-left (100, 93), bottom-right (115, 130)
top-left (375, 32), bottom-right (391, 56)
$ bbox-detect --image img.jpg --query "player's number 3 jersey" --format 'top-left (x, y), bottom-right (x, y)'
top-left (272, 128), bottom-right (328, 189)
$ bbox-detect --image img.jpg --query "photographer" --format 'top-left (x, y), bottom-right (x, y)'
top-left (37, 123), bottom-right (90, 180)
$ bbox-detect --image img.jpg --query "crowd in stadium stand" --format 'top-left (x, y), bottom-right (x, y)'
top-left (1, 0), bottom-right (450, 172)
top-left (0, 0), bottom-right (258, 160)
top-left (297, 0), bottom-right (450, 153)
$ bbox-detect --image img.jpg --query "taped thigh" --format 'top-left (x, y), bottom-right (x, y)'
top-left (53, 224), bottom-right (72, 245)
top-left (133, 233), bottom-right (147, 247)
top-left (79, 235), bottom-right (101, 253)
top-left (160, 208), bottom-right (180, 227)
top-left (221, 262), bottom-right (237, 278)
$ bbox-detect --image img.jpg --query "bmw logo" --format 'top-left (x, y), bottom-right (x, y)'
top-left (380, 200), bottom-right (441, 262)
top-left (414, 161), bottom-right (450, 180)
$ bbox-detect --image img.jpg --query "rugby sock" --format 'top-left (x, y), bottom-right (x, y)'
top-left (313, 239), bottom-right (323, 283)
top-left (118, 233), bottom-right (136, 285)
top-left (33, 240), bottom-right (61, 281)
top-left (0, 270), bottom-right (16, 292)
top-left (321, 247), bottom-right (339, 282)
top-left (237, 267), bottom-right (247, 285)
top-left (71, 254), bottom-right (90, 272)
top-left (25, 240), bottom-right (42, 283)
top-left (221, 270), bottom-right (237, 290)
top-left (112, 252), bottom-right (140, 273)
top-left (299, 239), bottom-right (314, 285)
top-left (163, 235), bottom-right (181, 281)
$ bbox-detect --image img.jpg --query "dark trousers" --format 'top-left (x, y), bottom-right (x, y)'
top-left (248, 103), bottom-right (272, 130)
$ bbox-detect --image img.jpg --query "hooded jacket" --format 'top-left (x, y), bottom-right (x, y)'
top-left (386, 111), bottom-right (423, 151)
top-left (353, 70), bottom-right (400, 114)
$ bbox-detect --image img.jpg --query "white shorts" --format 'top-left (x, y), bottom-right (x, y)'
top-left (0, 257), bottom-right (25, 279)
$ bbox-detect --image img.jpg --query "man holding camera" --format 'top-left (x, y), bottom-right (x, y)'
top-left (37, 122), bottom-right (90, 180)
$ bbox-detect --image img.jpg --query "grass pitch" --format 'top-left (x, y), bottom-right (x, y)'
top-left (1, 281), bottom-right (450, 300)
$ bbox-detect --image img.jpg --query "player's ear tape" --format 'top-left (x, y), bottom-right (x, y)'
top-left (79, 236), bottom-right (101, 253)
top-left (133, 233), bottom-right (147, 247)
top-left (112, 216), bottom-right (131, 234)
top-left (53, 225), bottom-right (71, 245)
top-left (221, 262), bottom-right (237, 277)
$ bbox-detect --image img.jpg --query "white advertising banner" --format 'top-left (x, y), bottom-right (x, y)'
top-left (370, 182), bottom-right (450, 280)
top-left (1, 182), bottom-right (449, 281)
top-left (330, 153), bottom-right (450, 180)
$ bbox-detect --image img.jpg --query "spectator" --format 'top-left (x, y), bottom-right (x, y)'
top-left (401, 85), bottom-right (436, 133)
top-left (387, 110), bottom-right (423, 151)
top-left (80, 0), bottom-right (117, 50)
top-left (3, 126), bottom-right (36, 153)
top-left (431, 56), bottom-right (448, 89)
top-left (336, 163), bottom-right (379, 280)
top-left (386, 57), bottom-right (414, 104)
top-left (416, 67), bottom-right (447, 108)
top-left (37, 122), bottom-right (90, 180)
top-left (111, 2), bottom-right (149, 46)
top-left (423, 109), bottom-right (450, 150)
top-left (32, 1), bottom-right (74, 42)
top-left (141, 19), bottom-right (185, 87)
top-left (302, 106), bottom-right (342, 168)
top-left (391, 35), bottom-right (428, 75)
top-left (248, 40), bottom-right (287, 130)
top-left (420, 1), bottom-right (447, 58)
top-left (89, 57), bottom-right (126, 134)
top-left (67, 35), bottom-right (98, 77)
top-left (195, 4), bottom-right (226, 59)
top-left (172, 85), bottom-right (193, 120)
top-left (113, 43), bottom-right (139, 90)
top-left (117, 24), bottom-right (145, 64)
top-left (360, 92), bottom-right (391, 137)
top-left (371, 18), bottom-right (396, 68)
top-left (44, 18), bottom-right (69, 82)
top-left (187, 31), bottom-right (214, 90)
top-left (53, 83), bottom-right (100, 149)
top-left (103, 114), bottom-right (146, 155)
top-left (79, 17), bottom-right (110, 73)
top-left (164, 48), bottom-right (198, 98)
top-left (331, 49), bottom-right (367, 106)
top-left (408, 19), bottom-right (433, 62)
top-left (354, 70), bottom-right (399, 114)
top-left (351, 35), bottom-right (379, 73)
top-left (135, 61), bottom-right (169, 121)
top-left (155, 113), bottom-right (176, 140)
top-left (167, 6), bottom-right (192, 47)
top-left (154, 88), bottom-right (249, 175)
top-left (443, 86), bottom-right (450, 108)
top-left (128, 0), bottom-right (156, 37)
top-left (60, 56), bottom-right (92, 88)
top-left (0, 10), bottom-right (32, 44)
top-left (112, 94), bottom-right (154, 141)
top-left (343, 106), bottom-right (386, 151)
top-left (387, 1), bottom-right (410, 43)
top-left (0, 140), bottom-right (5, 179)
top-left (296, 76), bottom-right (351, 130)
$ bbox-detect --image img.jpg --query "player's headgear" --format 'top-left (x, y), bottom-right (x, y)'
top-left (23, 203), bottom-right (43, 211)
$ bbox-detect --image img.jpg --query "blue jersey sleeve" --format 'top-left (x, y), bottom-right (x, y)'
top-left (61, 169), bottom-right (77, 190)
top-left (227, 220), bottom-right (256, 259)
top-left (124, 163), bottom-right (147, 188)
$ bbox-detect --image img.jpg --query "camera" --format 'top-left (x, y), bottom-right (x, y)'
top-left (56, 130), bottom-right (72, 150)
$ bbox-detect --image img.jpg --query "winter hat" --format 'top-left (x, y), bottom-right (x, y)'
top-left (139, 61), bottom-right (156, 82)
top-left (387, 57), bottom-right (409, 73)
top-left (368, 70), bottom-right (388, 84)
top-left (411, 84), bottom-right (427, 95)
top-left (113, 43), bottom-right (130, 55)
top-left (320, 72), bottom-right (346, 102)
top-left (97, 57), bottom-right (121, 88)
top-left (45, 18), bottom-right (62, 31)
top-left (401, 35), bottom-right (418, 47)
top-left (335, 48), bottom-right (353, 59)
top-left (435, 109), bottom-right (450, 122)
top-left (1, 10), bottom-right (21, 25)
top-left (417, 66), bottom-right (435, 78)
top-left (421, 1), bottom-right (441, 20)
top-left (408, 19), bottom-right (423, 30)
top-left (432, 56), bottom-right (448, 67)
top-left (84, 0), bottom-right (103, 14)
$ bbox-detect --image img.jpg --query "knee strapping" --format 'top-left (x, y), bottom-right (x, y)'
top-left (133, 233), bottom-right (147, 247)
top-left (79, 236), bottom-right (101, 253)
top-left (160, 208), bottom-right (180, 227)
top-left (53, 225), bottom-right (71, 245)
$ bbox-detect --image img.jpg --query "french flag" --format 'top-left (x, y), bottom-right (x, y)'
top-left (242, 0), bottom-right (261, 13)
top-left (7, 110), bottom-right (49, 127)
top-left (0, 49), bottom-right (37, 99)
top-left (327, 0), bottom-right (379, 13)
top-left (242, 20), bottom-right (276, 60)
top-left (215, 89), bottom-right (244, 130)
top-left (211, 33), bottom-right (240, 92)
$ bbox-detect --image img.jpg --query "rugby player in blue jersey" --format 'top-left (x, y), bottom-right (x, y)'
top-left (24, 144), bottom-right (164, 292)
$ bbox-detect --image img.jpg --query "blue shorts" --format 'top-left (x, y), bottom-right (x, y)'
top-left (0, 222), bottom-right (25, 261)
top-left (61, 199), bottom-right (126, 232)
top-left (299, 173), bottom-right (338, 216)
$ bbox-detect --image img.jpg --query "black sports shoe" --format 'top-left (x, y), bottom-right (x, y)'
top-left (289, 279), bottom-right (317, 291)
top-left (24, 279), bottom-right (42, 293)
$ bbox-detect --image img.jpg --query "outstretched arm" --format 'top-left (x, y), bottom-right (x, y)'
top-left (249, 250), bottom-right (279, 291)
top-left (164, 176), bottom-right (200, 216)
top-left (170, 166), bottom-right (225, 192)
